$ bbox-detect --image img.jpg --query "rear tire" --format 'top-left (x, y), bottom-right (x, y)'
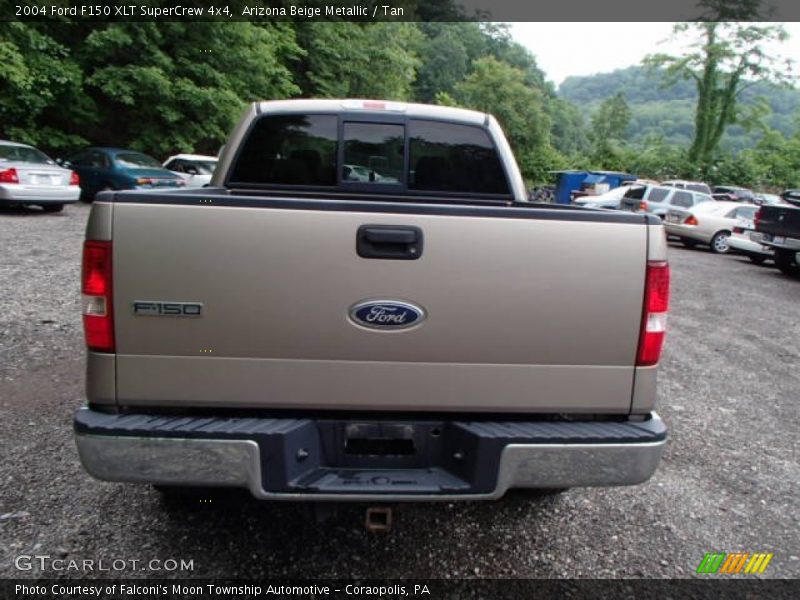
top-left (41, 203), bottom-right (64, 213)
top-left (710, 231), bottom-right (731, 254)
top-left (774, 249), bottom-right (800, 277)
top-left (681, 238), bottom-right (698, 249)
top-left (748, 254), bottom-right (767, 265)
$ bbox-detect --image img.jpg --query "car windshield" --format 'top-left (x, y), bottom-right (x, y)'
top-left (187, 160), bottom-right (217, 174)
top-left (115, 152), bottom-right (162, 169)
top-left (0, 144), bottom-right (53, 165)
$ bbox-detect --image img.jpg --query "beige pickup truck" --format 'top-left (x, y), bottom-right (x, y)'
top-left (75, 99), bottom-right (670, 501)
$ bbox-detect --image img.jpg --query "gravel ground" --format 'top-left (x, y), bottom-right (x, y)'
top-left (0, 202), bottom-right (798, 580)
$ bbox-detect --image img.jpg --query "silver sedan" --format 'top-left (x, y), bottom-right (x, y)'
top-left (664, 201), bottom-right (759, 254)
top-left (0, 141), bottom-right (81, 212)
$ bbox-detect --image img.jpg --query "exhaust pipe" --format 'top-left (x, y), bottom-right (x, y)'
top-left (365, 506), bottom-right (392, 532)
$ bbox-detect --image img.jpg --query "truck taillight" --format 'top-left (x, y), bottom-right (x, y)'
top-left (70, 171), bottom-right (80, 186)
top-left (638, 200), bottom-right (648, 211)
top-left (754, 207), bottom-right (762, 230)
top-left (636, 261), bottom-right (669, 367)
top-left (82, 241), bottom-right (114, 352)
top-left (0, 168), bottom-right (19, 183)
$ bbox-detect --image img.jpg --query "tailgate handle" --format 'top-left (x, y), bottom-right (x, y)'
top-left (357, 225), bottom-right (423, 260)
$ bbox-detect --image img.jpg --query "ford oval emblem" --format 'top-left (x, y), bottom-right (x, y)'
top-left (349, 300), bottom-right (426, 330)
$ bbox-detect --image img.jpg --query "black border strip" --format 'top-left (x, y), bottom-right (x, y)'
top-left (7, 0), bottom-right (800, 22)
top-left (2, 579), bottom-right (797, 599)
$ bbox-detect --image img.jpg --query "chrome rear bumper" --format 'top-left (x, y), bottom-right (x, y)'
top-left (75, 409), bottom-right (667, 501)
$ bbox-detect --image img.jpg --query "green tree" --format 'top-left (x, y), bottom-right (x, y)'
top-left (625, 136), bottom-right (693, 181)
top-left (480, 23), bottom-right (548, 90)
top-left (549, 98), bottom-right (589, 156)
top-left (413, 25), bottom-right (468, 103)
top-left (740, 127), bottom-right (800, 188)
top-left (298, 22), bottom-right (421, 100)
top-left (77, 22), bottom-right (300, 155)
top-left (0, 23), bottom-right (88, 151)
top-left (645, 22), bottom-right (793, 172)
top-left (450, 56), bottom-right (563, 182)
top-left (586, 93), bottom-right (631, 170)
top-left (590, 92), bottom-right (631, 142)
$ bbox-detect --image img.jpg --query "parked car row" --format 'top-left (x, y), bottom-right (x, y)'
top-left (573, 179), bottom-right (786, 213)
top-left (571, 179), bottom-right (797, 277)
top-left (662, 194), bottom-right (800, 278)
top-left (0, 139), bottom-right (217, 212)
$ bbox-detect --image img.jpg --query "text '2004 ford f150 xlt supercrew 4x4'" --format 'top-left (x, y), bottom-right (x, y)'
top-left (75, 99), bottom-right (670, 502)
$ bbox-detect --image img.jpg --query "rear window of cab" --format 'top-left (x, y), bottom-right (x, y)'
top-left (227, 114), bottom-right (511, 198)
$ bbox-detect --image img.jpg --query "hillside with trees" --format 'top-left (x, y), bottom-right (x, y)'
top-left (1, 19), bottom-right (572, 184)
top-left (1, 16), bottom-right (798, 189)
top-left (559, 22), bottom-right (799, 189)
top-left (560, 65), bottom-right (800, 153)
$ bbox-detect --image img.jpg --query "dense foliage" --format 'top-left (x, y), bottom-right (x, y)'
top-left (561, 62), bottom-right (800, 188)
top-left (560, 65), bottom-right (800, 152)
top-left (0, 20), bottom-right (569, 182)
top-left (1, 19), bottom-right (798, 188)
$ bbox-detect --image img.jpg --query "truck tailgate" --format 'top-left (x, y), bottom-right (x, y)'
top-left (757, 204), bottom-right (800, 238)
top-left (111, 198), bottom-right (648, 413)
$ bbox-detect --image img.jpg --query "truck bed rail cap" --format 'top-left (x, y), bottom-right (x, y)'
top-left (256, 99), bottom-right (487, 126)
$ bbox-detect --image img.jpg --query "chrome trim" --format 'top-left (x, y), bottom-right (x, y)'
top-left (75, 424), bottom-right (667, 502)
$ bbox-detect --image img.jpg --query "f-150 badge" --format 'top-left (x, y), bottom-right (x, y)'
top-left (349, 300), bottom-right (425, 330)
top-left (133, 301), bottom-right (202, 317)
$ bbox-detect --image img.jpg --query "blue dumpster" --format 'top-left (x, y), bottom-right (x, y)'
top-left (552, 170), bottom-right (637, 205)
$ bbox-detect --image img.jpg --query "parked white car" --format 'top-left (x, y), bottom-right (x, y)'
top-left (728, 217), bottom-right (773, 264)
top-left (572, 185), bottom-right (630, 209)
top-left (0, 140), bottom-right (81, 212)
top-left (664, 201), bottom-right (759, 254)
top-left (162, 154), bottom-right (217, 187)
top-left (661, 180), bottom-right (712, 195)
